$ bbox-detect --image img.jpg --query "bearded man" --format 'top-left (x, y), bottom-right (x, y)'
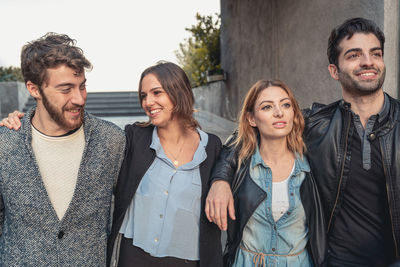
top-left (0, 33), bottom-right (125, 266)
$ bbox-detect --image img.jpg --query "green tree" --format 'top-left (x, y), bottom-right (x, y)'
top-left (176, 13), bottom-right (221, 87)
top-left (0, 66), bottom-right (24, 82)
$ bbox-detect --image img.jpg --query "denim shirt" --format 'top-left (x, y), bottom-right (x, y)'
top-left (119, 127), bottom-right (208, 260)
top-left (232, 147), bottom-right (313, 267)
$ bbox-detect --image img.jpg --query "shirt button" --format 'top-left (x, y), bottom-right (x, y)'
top-left (160, 214), bottom-right (163, 218)
top-left (164, 190), bottom-right (168, 195)
top-left (287, 211), bottom-right (291, 215)
top-left (272, 248), bottom-right (276, 252)
top-left (290, 192), bottom-right (294, 196)
top-left (58, 231), bottom-right (64, 239)
top-left (154, 238), bottom-right (158, 242)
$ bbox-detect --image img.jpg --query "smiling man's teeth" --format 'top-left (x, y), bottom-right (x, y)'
top-left (360, 73), bottom-right (375, 76)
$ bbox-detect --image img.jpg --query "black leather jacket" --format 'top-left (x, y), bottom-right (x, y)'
top-left (212, 136), bottom-right (327, 267)
top-left (303, 93), bottom-right (400, 258)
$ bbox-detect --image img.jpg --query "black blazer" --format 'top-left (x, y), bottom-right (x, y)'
top-left (107, 123), bottom-right (223, 267)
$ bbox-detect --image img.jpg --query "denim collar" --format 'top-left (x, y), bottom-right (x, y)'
top-left (251, 145), bottom-right (309, 176)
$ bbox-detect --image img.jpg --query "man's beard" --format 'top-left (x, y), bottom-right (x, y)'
top-left (41, 91), bottom-right (84, 131)
top-left (338, 66), bottom-right (386, 97)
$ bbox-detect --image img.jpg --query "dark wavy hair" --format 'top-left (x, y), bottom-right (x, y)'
top-left (21, 32), bottom-right (92, 87)
top-left (327, 17), bottom-right (385, 67)
top-left (233, 79), bottom-right (305, 167)
top-left (138, 61), bottom-right (199, 129)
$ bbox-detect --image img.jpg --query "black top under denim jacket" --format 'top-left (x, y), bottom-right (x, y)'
top-left (211, 135), bottom-right (327, 267)
top-left (302, 93), bottom-right (400, 260)
top-left (107, 123), bottom-right (223, 267)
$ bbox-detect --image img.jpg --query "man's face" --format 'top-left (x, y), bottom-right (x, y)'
top-left (329, 33), bottom-right (385, 96)
top-left (38, 65), bottom-right (87, 133)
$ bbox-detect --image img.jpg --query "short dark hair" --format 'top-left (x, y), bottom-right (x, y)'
top-left (21, 32), bottom-right (92, 87)
top-left (138, 61), bottom-right (199, 129)
top-left (327, 17), bottom-right (385, 67)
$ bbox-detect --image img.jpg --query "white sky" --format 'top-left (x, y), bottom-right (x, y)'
top-left (0, 0), bottom-right (220, 92)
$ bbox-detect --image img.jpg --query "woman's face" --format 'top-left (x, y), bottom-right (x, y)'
top-left (140, 73), bottom-right (175, 127)
top-left (248, 86), bottom-right (294, 141)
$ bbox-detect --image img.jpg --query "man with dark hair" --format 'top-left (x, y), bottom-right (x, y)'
top-left (303, 17), bottom-right (397, 266)
top-left (0, 33), bottom-right (125, 266)
top-left (206, 17), bottom-right (400, 266)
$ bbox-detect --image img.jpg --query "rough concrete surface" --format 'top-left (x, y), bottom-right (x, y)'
top-left (220, 0), bottom-right (393, 117)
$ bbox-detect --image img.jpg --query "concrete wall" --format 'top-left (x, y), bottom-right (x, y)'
top-left (0, 82), bottom-right (29, 118)
top-left (383, 0), bottom-right (400, 97)
top-left (220, 0), bottom-right (396, 118)
top-left (193, 81), bottom-right (231, 119)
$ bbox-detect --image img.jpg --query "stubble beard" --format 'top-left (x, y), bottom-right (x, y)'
top-left (338, 66), bottom-right (386, 97)
top-left (41, 91), bottom-right (84, 131)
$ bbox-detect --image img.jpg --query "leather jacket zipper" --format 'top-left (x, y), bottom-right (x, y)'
top-left (327, 110), bottom-right (351, 232)
top-left (380, 141), bottom-right (398, 256)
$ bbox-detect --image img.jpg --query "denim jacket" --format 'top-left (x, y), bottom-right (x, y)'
top-left (232, 149), bottom-right (312, 267)
top-left (211, 135), bottom-right (327, 267)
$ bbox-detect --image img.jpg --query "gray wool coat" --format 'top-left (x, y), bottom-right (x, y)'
top-left (0, 109), bottom-right (125, 266)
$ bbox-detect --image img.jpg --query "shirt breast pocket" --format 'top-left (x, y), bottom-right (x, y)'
top-left (178, 172), bottom-right (202, 217)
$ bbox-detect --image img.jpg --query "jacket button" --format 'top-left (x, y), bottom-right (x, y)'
top-left (58, 231), bottom-right (64, 239)
top-left (287, 211), bottom-right (291, 215)
top-left (369, 133), bottom-right (376, 141)
top-left (272, 248), bottom-right (276, 252)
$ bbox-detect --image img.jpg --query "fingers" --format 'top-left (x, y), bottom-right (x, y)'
top-left (228, 197), bottom-right (236, 221)
top-left (220, 200), bottom-right (228, 231)
top-left (0, 118), bottom-right (13, 129)
top-left (205, 199), bottom-right (213, 222)
top-left (1, 111), bottom-right (24, 130)
top-left (205, 180), bottom-right (235, 231)
top-left (10, 111), bottom-right (23, 129)
top-left (16, 110), bottom-right (25, 119)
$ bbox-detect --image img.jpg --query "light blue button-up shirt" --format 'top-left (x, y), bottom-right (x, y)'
top-left (232, 147), bottom-right (313, 267)
top-left (119, 127), bottom-right (208, 260)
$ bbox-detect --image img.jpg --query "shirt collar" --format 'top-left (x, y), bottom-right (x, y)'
top-left (251, 145), bottom-right (310, 175)
top-left (150, 127), bottom-right (208, 169)
top-left (343, 93), bottom-right (390, 123)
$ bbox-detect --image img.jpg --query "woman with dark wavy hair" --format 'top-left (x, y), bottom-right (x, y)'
top-left (207, 80), bottom-right (326, 267)
top-left (107, 62), bottom-right (222, 267)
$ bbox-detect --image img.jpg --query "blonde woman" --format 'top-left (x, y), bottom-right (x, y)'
top-left (206, 80), bottom-right (326, 266)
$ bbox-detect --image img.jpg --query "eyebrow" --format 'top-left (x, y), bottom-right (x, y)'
top-left (150, 86), bottom-right (162, 91)
top-left (258, 97), bottom-right (290, 107)
top-left (343, 47), bottom-right (382, 57)
top-left (140, 86), bottom-right (163, 96)
top-left (55, 78), bottom-right (87, 88)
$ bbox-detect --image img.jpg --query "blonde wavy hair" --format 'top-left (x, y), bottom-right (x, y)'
top-left (233, 79), bottom-right (305, 167)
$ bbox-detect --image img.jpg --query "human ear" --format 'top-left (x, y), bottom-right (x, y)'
top-left (328, 64), bottom-right (340, 80)
top-left (26, 81), bottom-right (41, 100)
top-left (247, 112), bottom-right (257, 127)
